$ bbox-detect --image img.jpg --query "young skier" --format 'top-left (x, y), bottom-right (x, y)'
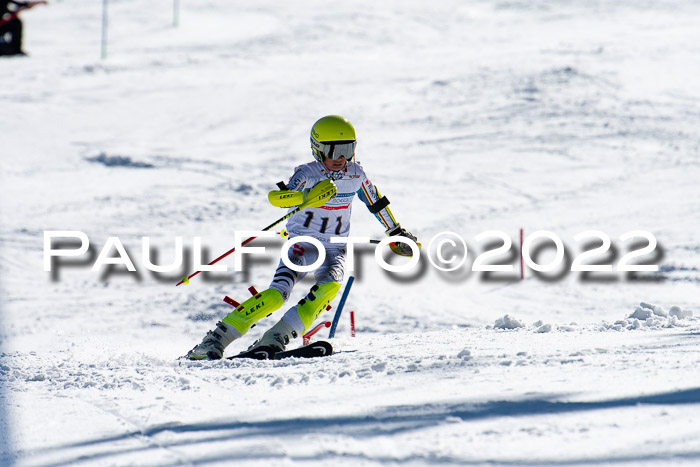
top-left (187, 115), bottom-right (418, 360)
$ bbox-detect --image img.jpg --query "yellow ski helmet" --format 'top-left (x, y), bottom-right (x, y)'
top-left (310, 115), bottom-right (356, 163)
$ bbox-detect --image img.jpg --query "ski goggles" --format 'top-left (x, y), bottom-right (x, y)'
top-left (311, 139), bottom-right (356, 161)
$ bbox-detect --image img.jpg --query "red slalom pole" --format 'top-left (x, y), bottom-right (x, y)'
top-left (303, 320), bottom-right (331, 345)
top-left (176, 236), bottom-right (257, 286)
top-left (350, 311), bottom-right (356, 337)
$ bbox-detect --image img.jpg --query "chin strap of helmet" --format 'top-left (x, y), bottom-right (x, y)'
top-left (325, 170), bottom-right (345, 181)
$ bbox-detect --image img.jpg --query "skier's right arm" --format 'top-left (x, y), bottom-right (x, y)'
top-left (268, 179), bottom-right (337, 208)
top-left (268, 189), bottom-right (305, 208)
top-left (267, 166), bottom-right (309, 207)
top-left (268, 165), bottom-right (341, 208)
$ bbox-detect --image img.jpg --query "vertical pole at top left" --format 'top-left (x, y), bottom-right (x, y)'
top-left (173, 0), bottom-right (180, 27)
top-left (101, 0), bottom-right (108, 59)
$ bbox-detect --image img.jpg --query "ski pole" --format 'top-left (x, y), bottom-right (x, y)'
top-left (176, 208), bottom-right (301, 286)
top-left (177, 180), bottom-right (336, 286)
top-left (176, 235), bottom-right (259, 286)
top-left (328, 275), bottom-right (354, 338)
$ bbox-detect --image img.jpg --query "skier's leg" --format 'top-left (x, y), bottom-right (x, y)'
top-left (227, 240), bottom-right (316, 333)
top-left (0, 22), bottom-right (13, 55)
top-left (219, 287), bottom-right (284, 332)
top-left (286, 281), bottom-right (342, 334)
top-left (4, 19), bottom-right (23, 55)
top-left (267, 243), bottom-right (310, 303)
top-left (252, 246), bottom-right (344, 351)
top-left (186, 242), bottom-right (311, 360)
top-left (250, 282), bottom-right (342, 352)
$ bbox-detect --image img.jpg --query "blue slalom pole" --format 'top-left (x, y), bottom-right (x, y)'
top-left (328, 276), bottom-right (354, 338)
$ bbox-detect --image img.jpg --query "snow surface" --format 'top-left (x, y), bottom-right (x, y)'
top-left (1, 0), bottom-right (700, 465)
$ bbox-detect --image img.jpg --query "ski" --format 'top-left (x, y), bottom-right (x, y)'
top-left (227, 340), bottom-right (333, 360)
top-left (228, 345), bottom-right (277, 360)
top-left (275, 340), bottom-right (333, 359)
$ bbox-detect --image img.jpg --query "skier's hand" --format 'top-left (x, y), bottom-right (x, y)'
top-left (302, 179), bottom-right (337, 208)
top-left (386, 225), bottom-right (420, 257)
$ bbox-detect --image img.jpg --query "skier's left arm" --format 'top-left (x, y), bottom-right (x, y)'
top-left (357, 175), bottom-right (419, 257)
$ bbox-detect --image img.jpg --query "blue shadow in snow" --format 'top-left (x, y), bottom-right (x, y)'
top-left (26, 387), bottom-right (700, 467)
top-left (0, 285), bottom-right (11, 465)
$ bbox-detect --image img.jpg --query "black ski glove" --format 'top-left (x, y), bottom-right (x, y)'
top-left (386, 225), bottom-right (419, 257)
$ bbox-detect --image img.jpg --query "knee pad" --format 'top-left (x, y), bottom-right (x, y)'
top-left (223, 288), bottom-right (284, 335)
top-left (295, 281), bottom-right (341, 333)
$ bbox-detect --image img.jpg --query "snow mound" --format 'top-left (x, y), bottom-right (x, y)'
top-left (630, 301), bottom-right (668, 319)
top-left (490, 302), bottom-right (696, 335)
top-left (494, 315), bottom-right (526, 329)
top-left (669, 305), bottom-right (694, 320)
top-left (602, 302), bottom-right (695, 331)
top-left (490, 317), bottom-right (563, 332)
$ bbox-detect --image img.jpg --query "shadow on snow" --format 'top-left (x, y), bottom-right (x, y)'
top-left (24, 387), bottom-right (700, 466)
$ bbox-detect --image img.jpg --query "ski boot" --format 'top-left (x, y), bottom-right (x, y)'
top-left (293, 281), bottom-right (341, 333)
top-left (186, 321), bottom-right (240, 360)
top-left (245, 282), bottom-right (340, 358)
top-left (247, 319), bottom-right (298, 354)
